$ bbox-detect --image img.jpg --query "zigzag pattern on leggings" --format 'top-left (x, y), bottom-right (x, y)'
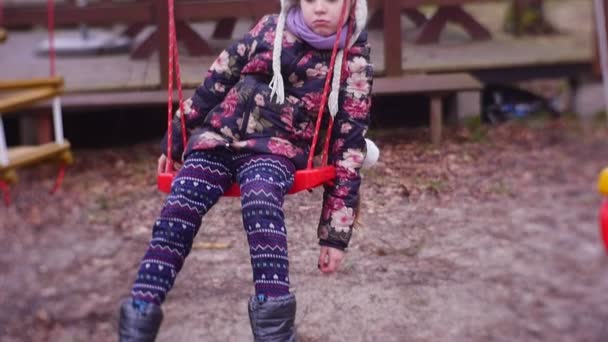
top-left (237, 155), bottom-right (295, 297)
top-left (131, 151), bottom-right (296, 305)
top-left (132, 151), bottom-right (234, 305)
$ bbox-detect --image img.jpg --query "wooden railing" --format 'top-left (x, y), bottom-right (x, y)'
top-left (3, 0), bottom-right (599, 85)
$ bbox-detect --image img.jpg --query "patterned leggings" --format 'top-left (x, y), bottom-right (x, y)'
top-left (131, 150), bottom-right (295, 305)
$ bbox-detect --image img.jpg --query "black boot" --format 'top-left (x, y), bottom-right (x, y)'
top-left (118, 298), bottom-right (163, 342)
top-left (248, 294), bottom-right (297, 342)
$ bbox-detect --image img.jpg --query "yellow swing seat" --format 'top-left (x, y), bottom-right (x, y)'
top-left (0, 77), bottom-right (64, 112)
top-left (0, 142), bottom-right (73, 184)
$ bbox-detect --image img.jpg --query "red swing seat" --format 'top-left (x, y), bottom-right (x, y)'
top-left (158, 165), bottom-right (336, 196)
top-left (158, 0), bottom-right (354, 197)
top-left (601, 199), bottom-right (608, 253)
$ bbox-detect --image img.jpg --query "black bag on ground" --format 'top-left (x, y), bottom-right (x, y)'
top-left (481, 84), bottom-right (559, 124)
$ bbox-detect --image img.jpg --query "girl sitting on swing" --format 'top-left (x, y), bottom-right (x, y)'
top-left (119, 0), bottom-right (374, 340)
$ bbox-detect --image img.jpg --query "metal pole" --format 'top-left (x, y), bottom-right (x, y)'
top-left (594, 0), bottom-right (608, 123)
top-left (52, 97), bottom-right (64, 144)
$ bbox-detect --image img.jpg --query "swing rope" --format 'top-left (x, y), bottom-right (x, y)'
top-left (306, 0), bottom-right (352, 169)
top-left (165, 0), bottom-right (187, 173)
top-left (322, 7), bottom-right (355, 167)
top-left (47, 0), bottom-right (68, 195)
top-left (159, 0), bottom-right (355, 195)
top-left (47, 0), bottom-right (56, 77)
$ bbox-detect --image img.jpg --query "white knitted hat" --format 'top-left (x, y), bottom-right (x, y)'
top-left (362, 138), bottom-right (379, 168)
top-left (269, 0), bottom-right (368, 117)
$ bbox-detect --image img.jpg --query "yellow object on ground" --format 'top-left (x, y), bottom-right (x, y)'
top-left (598, 168), bottom-right (608, 195)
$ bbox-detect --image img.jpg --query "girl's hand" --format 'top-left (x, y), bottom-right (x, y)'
top-left (157, 154), bottom-right (177, 174)
top-left (158, 154), bottom-right (182, 174)
top-left (157, 154), bottom-right (168, 174)
top-left (318, 246), bottom-right (345, 274)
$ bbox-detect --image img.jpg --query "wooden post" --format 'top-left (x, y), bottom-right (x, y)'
top-left (19, 113), bottom-right (51, 145)
top-left (122, 23), bottom-right (146, 38)
top-left (593, 0), bottom-right (608, 123)
top-left (512, 0), bottom-right (524, 36)
top-left (213, 18), bottom-right (237, 39)
top-left (405, 9), bottom-right (428, 27)
top-left (176, 21), bottom-right (212, 55)
top-left (153, 0), bottom-right (170, 89)
top-left (593, 0), bottom-right (608, 78)
top-left (430, 96), bottom-right (443, 145)
top-left (38, 113), bottom-right (52, 144)
top-left (368, 8), bottom-right (383, 30)
top-left (383, 0), bottom-right (402, 76)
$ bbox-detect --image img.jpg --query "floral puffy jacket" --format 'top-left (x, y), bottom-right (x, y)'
top-left (162, 15), bottom-right (373, 250)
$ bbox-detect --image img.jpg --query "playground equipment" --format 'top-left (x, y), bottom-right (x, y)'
top-left (593, 0), bottom-right (608, 251)
top-left (598, 168), bottom-right (608, 252)
top-left (157, 0), bottom-right (358, 196)
top-left (0, 0), bottom-right (72, 205)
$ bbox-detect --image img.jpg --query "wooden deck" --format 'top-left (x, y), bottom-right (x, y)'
top-left (0, 1), bottom-right (594, 106)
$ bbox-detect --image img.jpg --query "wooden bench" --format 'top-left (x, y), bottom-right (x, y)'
top-left (372, 73), bottom-right (483, 145)
top-left (0, 76), bottom-right (73, 204)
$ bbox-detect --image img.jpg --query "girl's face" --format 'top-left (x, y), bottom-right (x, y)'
top-left (300, 0), bottom-right (349, 37)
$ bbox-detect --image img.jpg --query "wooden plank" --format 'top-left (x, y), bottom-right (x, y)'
top-left (416, 6), bottom-right (492, 44)
top-left (3, 2), bottom-right (151, 27)
top-left (0, 142), bottom-right (72, 175)
top-left (369, 0), bottom-right (503, 7)
top-left (175, 0), bottom-right (280, 20)
top-left (0, 77), bottom-right (63, 90)
top-left (30, 89), bottom-right (180, 109)
top-left (0, 87), bottom-right (63, 114)
top-left (373, 73), bottom-right (482, 95)
top-left (16, 73), bottom-right (481, 110)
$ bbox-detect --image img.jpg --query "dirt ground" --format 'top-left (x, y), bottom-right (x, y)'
top-left (2, 115), bottom-right (608, 342)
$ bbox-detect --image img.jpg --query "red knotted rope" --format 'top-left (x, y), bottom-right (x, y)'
top-left (165, 0), bottom-right (355, 176)
top-left (165, 0), bottom-right (187, 173)
top-left (306, 0), bottom-right (352, 169)
top-left (47, 0), bottom-right (56, 77)
top-left (321, 5), bottom-right (356, 166)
